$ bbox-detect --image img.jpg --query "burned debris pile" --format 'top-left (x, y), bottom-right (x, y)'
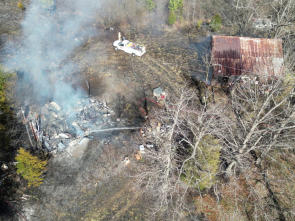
top-left (18, 98), bottom-right (119, 153)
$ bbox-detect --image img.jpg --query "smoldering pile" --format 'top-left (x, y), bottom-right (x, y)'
top-left (18, 98), bottom-right (120, 153)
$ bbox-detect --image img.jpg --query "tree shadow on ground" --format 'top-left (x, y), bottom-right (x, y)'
top-left (189, 36), bottom-right (213, 85)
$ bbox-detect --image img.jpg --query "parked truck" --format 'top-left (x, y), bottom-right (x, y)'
top-left (113, 32), bottom-right (146, 57)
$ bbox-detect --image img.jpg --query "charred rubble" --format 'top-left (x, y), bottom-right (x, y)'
top-left (17, 98), bottom-right (124, 153)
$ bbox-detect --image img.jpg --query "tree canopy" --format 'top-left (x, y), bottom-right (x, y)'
top-left (15, 148), bottom-right (47, 187)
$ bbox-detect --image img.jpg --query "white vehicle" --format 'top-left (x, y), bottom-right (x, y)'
top-left (113, 32), bottom-right (146, 57)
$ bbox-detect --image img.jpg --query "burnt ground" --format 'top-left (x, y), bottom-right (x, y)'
top-left (18, 28), bottom-right (208, 221)
top-left (0, 4), bottom-right (211, 220)
top-left (24, 133), bottom-right (150, 221)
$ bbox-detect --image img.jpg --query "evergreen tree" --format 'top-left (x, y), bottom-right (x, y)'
top-left (15, 148), bottom-right (47, 187)
top-left (181, 135), bottom-right (221, 190)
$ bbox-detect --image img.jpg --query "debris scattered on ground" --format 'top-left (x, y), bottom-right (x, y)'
top-left (146, 144), bottom-right (153, 149)
top-left (18, 98), bottom-right (124, 153)
top-left (153, 87), bottom-right (166, 101)
top-left (134, 152), bottom-right (142, 161)
top-left (123, 156), bottom-right (130, 166)
top-left (1, 163), bottom-right (8, 170)
top-left (139, 145), bottom-right (145, 154)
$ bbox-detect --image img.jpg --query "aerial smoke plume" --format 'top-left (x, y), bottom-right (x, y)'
top-left (5, 0), bottom-right (101, 109)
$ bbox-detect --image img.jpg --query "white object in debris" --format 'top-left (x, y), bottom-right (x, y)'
top-left (139, 145), bottom-right (145, 154)
top-left (44, 141), bottom-right (50, 150)
top-left (50, 112), bottom-right (58, 119)
top-left (253, 18), bottom-right (273, 30)
top-left (20, 194), bottom-right (30, 201)
top-left (123, 157), bottom-right (130, 166)
top-left (146, 144), bottom-right (154, 149)
top-left (56, 133), bottom-right (70, 139)
top-left (49, 102), bottom-right (61, 112)
top-left (72, 122), bottom-right (84, 137)
top-left (1, 163), bottom-right (8, 170)
top-left (57, 143), bottom-right (66, 152)
top-left (113, 33), bottom-right (146, 57)
top-left (153, 87), bottom-right (166, 100)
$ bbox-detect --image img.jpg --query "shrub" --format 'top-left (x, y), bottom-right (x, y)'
top-left (0, 66), bottom-right (9, 105)
top-left (168, 0), bottom-right (183, 11)
top-left (0, 68), bottom-right (6, 131)
top-left (168, 11), bottom-right (177, 25)
top-left (17, 1), bottom-right (25, 10)
top-left (0, 66), bottom-right (16, 109)
top-left (181, 135), bottom-right (221, 190)
top-left (276, 73), bottom-right (295, 102)
top-left (145, 0), bottom-right (155, 11)
top-left (210, 14), bottom-right (222, 32)
top-left (15, 148), bottom-right (47, 187)
top-left (196, 19), bottom-right (203, 29)
top-left (168, 0), bottom-right (183, 25)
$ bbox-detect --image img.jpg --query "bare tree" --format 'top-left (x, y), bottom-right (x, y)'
top-left (136, 86), bottom-right (227, 219)
top-left (222, 74), bottom-right (295, 174)
top-left (135, 72), bottom-right (295, 220)
top-left (219, 74), bottom-right (295, 220)
top-left (269, 0), bottom-right (295, 71)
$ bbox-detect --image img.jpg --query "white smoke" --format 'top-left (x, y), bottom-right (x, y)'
top-left (5, 0), bottom-right (101, 110)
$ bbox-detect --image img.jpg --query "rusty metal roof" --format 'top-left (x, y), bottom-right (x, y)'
top-left (211, 35), bottom-right (283, 77)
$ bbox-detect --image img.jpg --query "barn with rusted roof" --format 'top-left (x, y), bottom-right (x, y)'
top-left (210, 35), bottom-right (284, 83)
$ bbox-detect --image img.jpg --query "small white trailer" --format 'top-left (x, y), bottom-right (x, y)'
top-left (113, 32), bottom-right (146, 57)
